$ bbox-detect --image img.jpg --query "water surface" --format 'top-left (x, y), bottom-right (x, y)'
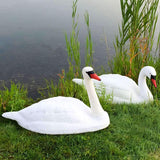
top-left (1, 0), bottom-right (159, 97)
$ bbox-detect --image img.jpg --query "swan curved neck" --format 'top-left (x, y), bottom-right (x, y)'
top-left (138, 72), bottom-right (147, 88)
top-left (84, 79), bottom-right (104, 114)
top-left (138, 70), bottom-right (153, 100)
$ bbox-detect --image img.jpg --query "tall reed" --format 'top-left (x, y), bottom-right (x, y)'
top-left (65, 0), bottom-right (81, 79)
top-left (85, 11), bottom-right (94, 67)
top-left (112, 0), bottom-right (160, 81)
top-left (65, 0), bottom-right (94, 79)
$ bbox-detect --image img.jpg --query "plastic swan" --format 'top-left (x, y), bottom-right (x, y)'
top-left (2, 67), bottom-right (110, 135)
top-left (72, 66), bottom-right (157, 104)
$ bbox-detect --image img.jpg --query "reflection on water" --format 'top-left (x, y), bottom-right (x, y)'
top-left (1, 0), bottom-right (159, 98)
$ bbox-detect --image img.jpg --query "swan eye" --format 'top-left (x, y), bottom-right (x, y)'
top-left (151, 75), bottom-right (156, 80)
top-left (86, 71), bottom-right (94, 77)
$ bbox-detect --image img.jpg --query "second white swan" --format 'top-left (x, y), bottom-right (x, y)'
top-left (73, 66), bottom-right (157, 104)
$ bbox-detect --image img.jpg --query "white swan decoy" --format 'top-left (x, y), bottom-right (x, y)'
top-left (73, 66), bottom-right (157, 104)
top-left (2, 67), bottom-right (110, 134)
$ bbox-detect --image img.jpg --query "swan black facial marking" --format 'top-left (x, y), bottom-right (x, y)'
top-left (151, 75), bottom-right (156, 80)
top-left (86, 71), bottom-right (94, 77)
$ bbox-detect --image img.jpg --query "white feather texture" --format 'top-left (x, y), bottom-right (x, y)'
top-left (2, 67), bottom-right (110, 135)
top-left (73, 66), bottom-right (157, 104)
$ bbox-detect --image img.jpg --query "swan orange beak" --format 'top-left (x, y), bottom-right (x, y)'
top-left (90, 73), bottom-right (101, 81)
top-left (151, 75), bottom-right (157, 88)
top-left (151, 79), bottom-right (157, 88)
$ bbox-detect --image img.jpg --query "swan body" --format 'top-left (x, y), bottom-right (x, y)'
top-left (2, 67), bottom-right (110, 134)
top-left (73, 66), bottom-right (157, 104)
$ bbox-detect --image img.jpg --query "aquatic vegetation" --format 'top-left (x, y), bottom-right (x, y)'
top-left (0, 82), bottom-right (30, 113)
top-left (85, 11), bottom-right (94, 67)
top-left (65, 0), bottom-right (94, 79)
top-left (111, 0), bottom-right (160, 81)
top-left (65, 0), bottom-right (81, 79)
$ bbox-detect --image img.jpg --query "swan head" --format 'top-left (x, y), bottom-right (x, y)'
top-left (82, 67), bottom-right (101, 81)
top-left (142, 66), bottom-right (157, 88)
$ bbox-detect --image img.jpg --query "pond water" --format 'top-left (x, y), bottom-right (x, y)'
top-left (0, 0), bottom-right (159, 98)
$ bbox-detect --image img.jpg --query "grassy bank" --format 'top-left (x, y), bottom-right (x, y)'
top-left (1, 98), bottom-right (160, 159)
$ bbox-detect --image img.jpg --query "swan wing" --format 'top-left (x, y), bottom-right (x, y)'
top-left (2, 96), bottom-right (109, 134)
top-left (73, 75), bottom-right (140, 102)
top-left (93, 74), bottom-right (140, 102)
top-left (73, 74), bottom-right (138, 91)
top-left (72, 78), bottom-right (84, 85)
top-left (13, 97), bottom-right (91, 122)
top-left (98, 74), bottom-right (138, 90)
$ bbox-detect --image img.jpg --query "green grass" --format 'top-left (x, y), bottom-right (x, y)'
top-left (1, 97), bottom-right (160, 160)
top-left (0, 82), bottom-right (32, 113)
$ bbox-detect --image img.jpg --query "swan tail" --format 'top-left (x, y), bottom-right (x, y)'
top-left (72, 78), bottom-right (83, 85)
top-left (2, 111), bottom-right (19, 121)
